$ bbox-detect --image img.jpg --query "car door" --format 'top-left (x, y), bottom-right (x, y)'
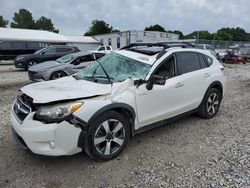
top-left (174, 52), bottom-right (210, 112)
top-left (135, 55), bottom-right (186, 127)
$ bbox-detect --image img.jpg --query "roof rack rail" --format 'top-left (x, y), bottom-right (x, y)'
top-left (120, 41), bottom-right (195, 50)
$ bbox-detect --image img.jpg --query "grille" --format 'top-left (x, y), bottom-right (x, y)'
top-left (13, 95), bottom-right (33, 124)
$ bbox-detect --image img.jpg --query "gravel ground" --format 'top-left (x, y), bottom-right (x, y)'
top-left (0, 63), bottom-right (249, 188)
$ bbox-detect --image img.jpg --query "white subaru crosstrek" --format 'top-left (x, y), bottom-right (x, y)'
top-left (11, 42), bottom-right (226, 161)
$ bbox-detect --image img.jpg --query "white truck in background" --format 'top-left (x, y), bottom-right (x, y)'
top-left (91, 45), bottom-right (113, 54)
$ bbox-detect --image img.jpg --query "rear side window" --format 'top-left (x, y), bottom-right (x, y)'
top-left (198, 54), bottom-right (208, 69)
top-left (204, 55), bottom-right (213, 66)
top-left (176, 52), bottom-right (201, 75)
top-left (56, 47), bottom-right (73, 53)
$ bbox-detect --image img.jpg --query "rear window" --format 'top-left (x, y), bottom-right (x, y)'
top-left (176, 52), bottom-right (201, 75)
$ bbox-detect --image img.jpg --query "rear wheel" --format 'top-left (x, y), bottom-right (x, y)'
top-left (50, 71), bottom-right (67, 80)
top-left (84, 111), bottom-right (130, 161)
top-left (198, 88), bottom-right (222, 119)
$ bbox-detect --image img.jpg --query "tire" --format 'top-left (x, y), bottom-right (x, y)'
top-left (50, 71), bottom-right (67, 80)
top-left (198, 88), bottom-right (222, 119)
top-left (27, 60), bottom-right (38, 68)
top-left (84, 111), bottom-right (130, 161)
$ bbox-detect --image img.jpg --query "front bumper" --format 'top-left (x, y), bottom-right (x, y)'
top-left (28, 71), bottom-right (46, 81)
top-left (14, 60), bottom-right (27, 68)
top-left (10, 111), bottom-right (82, 156)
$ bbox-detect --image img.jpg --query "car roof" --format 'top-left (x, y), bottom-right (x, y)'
top-left (116, 43), bottom-right (213, 65)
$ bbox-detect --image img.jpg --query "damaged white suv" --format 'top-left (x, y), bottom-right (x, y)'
top-left (11, 42), bottom-right (226, 161)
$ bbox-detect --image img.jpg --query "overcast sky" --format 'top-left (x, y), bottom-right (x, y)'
top-left (1, 0), bottom-right (249, 36)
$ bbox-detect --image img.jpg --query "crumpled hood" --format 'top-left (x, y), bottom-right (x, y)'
top-left (21, 76), bottom-right (112, 103)
top-left (28, 61), bottom-right (60, 72)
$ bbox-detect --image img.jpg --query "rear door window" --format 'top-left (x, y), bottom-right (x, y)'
top-left (56, 47), bottom-right (73, 53)
top-left (44, 47), bottom-right (56, 54)
top-left (176, 52), bottom-right (201, 75)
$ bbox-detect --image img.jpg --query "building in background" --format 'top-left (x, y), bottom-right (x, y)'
top-left (65, 36), bottom-right (100, 51)
top-left (93, 30), bottom-right (179, 50)
top-left (0, 27), bottom-right (100, 51)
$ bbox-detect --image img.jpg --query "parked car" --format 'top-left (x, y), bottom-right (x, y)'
top-left (239, 47), bottom-right (250, 62)
top-left (195, 44), bottom-right (216, 57)
top-left (222, 50), bottom-right (246, 64)
top-left (14, 45), bottom-right (80, 70)
top-left (91, 45), bottom-right (112, 54)
top-left (0, 41), bottom-right (47, 61)
top-left (11, 42), bottom-right (226, 161)
top-left (28, 52), bottom-right (106, 81)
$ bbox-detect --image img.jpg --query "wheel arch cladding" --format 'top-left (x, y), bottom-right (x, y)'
top-left (88, 103), bottom-right (136, 130)
top-left (77, 103), bottom-right (136, 148)
top-left (208, 81), bottom-right (223, 97)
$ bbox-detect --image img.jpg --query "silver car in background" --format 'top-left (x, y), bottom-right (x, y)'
top-left (28, 51), bottom-right (105, 81)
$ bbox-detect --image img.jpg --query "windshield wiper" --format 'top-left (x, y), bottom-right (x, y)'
top-left (83, 75), bottom-right (114, 82)
top-left (96, 60), bottom-right (113, 85)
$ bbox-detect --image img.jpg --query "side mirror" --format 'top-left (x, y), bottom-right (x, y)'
top-left (146, 75), bottom-right (166, 90)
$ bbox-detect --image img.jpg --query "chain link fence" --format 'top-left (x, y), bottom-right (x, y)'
top-left (197, 39), bottom-right (250, 50)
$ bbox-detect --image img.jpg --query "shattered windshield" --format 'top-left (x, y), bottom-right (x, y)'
top-left (75, 52), bottom-right (151, 83)
top-left (56, 54), bottom-right (76, 64)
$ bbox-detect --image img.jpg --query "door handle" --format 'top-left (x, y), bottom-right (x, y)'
top-left (203, 73), bottom-right (210, 78)
top-left (175, 83), bottom-right (184, 88)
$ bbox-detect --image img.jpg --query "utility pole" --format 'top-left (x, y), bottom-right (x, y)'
top-left (196, 31), bottom-right (199, 44)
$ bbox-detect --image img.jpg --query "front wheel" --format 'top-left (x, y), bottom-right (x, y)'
top-left (198, 88), bottom-right (222, 119)
top-left (27, 60), bottom-right (38, 68)
top-left (84, 111), bottom-right (130, 161)
top-left (50, 71), bottom-right (67, 80)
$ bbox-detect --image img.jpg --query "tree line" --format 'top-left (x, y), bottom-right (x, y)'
top-left (0, 9), bottom-right (59, 33)
top-left (1, 11), bottom-right (250, 41)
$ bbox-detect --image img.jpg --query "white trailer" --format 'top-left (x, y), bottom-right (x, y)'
top-left (94, 30), bottom-right (179, 50)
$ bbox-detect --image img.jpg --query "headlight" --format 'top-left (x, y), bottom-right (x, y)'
top-left (16, 56), bottom-right (24, 61)
top-left (36, 102), bottom-right (83, 123)
top-left (37, 68), bottom-right (50, 74)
